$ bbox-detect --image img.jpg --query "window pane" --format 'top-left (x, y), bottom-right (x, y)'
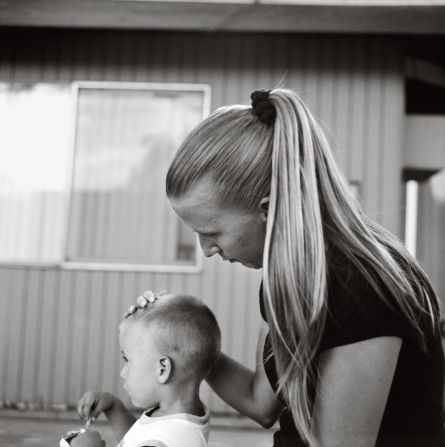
top-left (0, 83), bottom-right (72, 262)
top-left (66, 85), bottom-right (204, 266)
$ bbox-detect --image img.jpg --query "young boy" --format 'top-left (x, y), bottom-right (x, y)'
top-left (69, 291), bottom-right (221, 447)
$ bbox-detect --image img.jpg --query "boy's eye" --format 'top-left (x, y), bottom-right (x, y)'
top-left (122, 355), bottom-right (128, 362)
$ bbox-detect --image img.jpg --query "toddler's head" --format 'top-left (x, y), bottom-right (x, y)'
top-left (119, 292), bottom-right (221, 409)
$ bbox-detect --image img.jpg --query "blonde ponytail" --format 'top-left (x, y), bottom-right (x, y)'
top-left (262, 89), bottom-right (437, 444)
top-left (262, 91), bottom-right (327, 444)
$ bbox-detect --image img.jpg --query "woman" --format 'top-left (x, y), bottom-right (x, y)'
top-left (166, 89), bottom-right (444, 447)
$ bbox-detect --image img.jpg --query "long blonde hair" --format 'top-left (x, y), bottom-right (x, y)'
top-left (166, 88), bottom-right (438, 445)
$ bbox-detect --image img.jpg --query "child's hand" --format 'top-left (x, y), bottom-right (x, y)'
top-left (70, 429), bottom-right (105, 447)
top-left (77, 391), bottom-right (116, 422)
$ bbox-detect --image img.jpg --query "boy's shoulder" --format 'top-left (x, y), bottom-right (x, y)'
top-left (134, 441), bottom-right (169, 447)
top-left (119, 409), bottom-right (209, 447)
top-left (118, 441), bottom-right (169, 447)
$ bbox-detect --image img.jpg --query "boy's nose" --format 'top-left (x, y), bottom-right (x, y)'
top-left (120, 366), bottom-right (126, 379)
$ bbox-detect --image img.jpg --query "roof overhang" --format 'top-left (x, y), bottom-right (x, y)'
top-left (0, 0), bottom-right (445, 34)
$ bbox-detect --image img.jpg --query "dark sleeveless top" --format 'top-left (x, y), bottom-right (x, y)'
top-left (260, 255), bottom-right (445, 447)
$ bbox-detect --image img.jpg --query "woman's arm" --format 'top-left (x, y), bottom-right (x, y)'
top-left (311, 336), bottom-right (402, 447)
top-left (206, 322), bottom-right (283, 427)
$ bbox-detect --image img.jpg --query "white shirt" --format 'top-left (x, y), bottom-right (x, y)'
top-left (117, 407), bottom-right (210, 447)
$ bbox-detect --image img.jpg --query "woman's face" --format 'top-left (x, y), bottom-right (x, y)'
top-left (169, 180), bottom-right (267, 269)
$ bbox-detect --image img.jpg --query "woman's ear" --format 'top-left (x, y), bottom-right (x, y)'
top-left (156, 356), bottom-right (172, 384)
top-left (259, 197), bottom-right (269, 221)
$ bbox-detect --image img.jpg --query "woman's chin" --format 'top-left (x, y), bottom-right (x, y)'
top-left (243, 261), bottom-right (262, 269)
top-left (224, 257), bottom-right (262, 269)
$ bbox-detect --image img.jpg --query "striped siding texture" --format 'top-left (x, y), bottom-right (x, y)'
top-left (0, 29), bottom-right (405, 414)
top-left (417, 176), bottom-right (445, 304)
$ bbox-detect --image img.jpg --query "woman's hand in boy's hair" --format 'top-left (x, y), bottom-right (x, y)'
top-left (70, 429), bottom-right (105, 447)
top-left (77, 391), bottom-right (116, 423)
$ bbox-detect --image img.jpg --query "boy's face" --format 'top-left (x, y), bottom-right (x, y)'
top-left (119, 322), bottom-right (160, 409)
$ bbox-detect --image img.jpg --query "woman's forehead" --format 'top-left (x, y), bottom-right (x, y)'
top-left (175, 179), bottom-right (221, 206)
top-left (169, 180), bottom-right (256, 232)
top-left (170, 184), bottom-right (225, 219)
top-left (172, 178), bottom-right (251, 213)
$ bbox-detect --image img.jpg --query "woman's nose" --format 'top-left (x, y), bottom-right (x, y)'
top-left (198, 235), bottom-right (220, 258)
top-left (120, 366), bottom-right (127, 379)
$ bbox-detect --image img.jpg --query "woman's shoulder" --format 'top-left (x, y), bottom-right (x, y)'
top-left (322, 249), bottom-right (421, 351)
top-left (326, 248), bottom-right (379, 304)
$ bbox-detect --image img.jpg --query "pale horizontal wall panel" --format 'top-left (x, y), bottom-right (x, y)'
top-left (0, 29), bottom-right (405, 413)
top-left (36, 270), bottom-right (60, 407)
top-left (328, 36), bottom-right (353, 173)
top-left (378, 44), bottom-right (405, 234)
top-left (82, 271), bottom-right (106, 393)
top-left (0, 269), bottom-right (10, 403)
top-left (348, 37), bottom-right (368, 184)
top-left (0, 268), bottom-right (23, 403)
top-left (100, 273), bottom-right (124, 395)
top-left (2, 268), bottom-right (29, 404)
top-left (361, 40), bottom-right (384, 221)
top-left (51, 270), bottom-right (76, 405)
top-left (67, 271), bottom-right (90, 403)
top-left (416, 173), bottom-right (445, 313)
top-left (20, 269), bottom-right (44, 403)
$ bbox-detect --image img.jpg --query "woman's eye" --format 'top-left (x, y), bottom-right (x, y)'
top-left (195, 230), bottom-right (217, 238)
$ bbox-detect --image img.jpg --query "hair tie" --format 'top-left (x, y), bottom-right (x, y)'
top-left (250, 89), bottom-right (276, 125)
top-left (124, 290), bottom-right (158, 318)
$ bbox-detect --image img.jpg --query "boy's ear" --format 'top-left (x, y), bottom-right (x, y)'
top-left (259, 197), bottom-right (269, 221)
top-left (156, 356), bottom-right (172, 384)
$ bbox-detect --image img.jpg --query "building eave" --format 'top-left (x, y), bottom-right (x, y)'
top-left (0, 1), bottom-right (444, 34)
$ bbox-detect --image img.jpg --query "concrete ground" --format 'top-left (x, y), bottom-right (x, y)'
top-left (0, 411), bottom-right (274, 447)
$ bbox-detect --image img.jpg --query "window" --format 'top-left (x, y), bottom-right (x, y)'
top-left (0, 83), bottom-right (72, 263)
top-left (0, 82), bottom-right (209, 270)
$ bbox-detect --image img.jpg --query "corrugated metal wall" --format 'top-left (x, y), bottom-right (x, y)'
top-left (417, 173), bottom-right (445, 303)
top-left (0, 29), bottom-right (405, 414)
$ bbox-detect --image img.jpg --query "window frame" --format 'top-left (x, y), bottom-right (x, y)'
top-left (0, 81), bottom-right (211, 273)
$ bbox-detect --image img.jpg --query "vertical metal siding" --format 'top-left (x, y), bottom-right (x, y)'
top-left (0, 29), bottom-right (405, 414)
top-left (417, 176), bottom-right (445, 312)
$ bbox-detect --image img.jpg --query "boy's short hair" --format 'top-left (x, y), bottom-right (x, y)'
top-left (122, 294), bottom-right (221, 381)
